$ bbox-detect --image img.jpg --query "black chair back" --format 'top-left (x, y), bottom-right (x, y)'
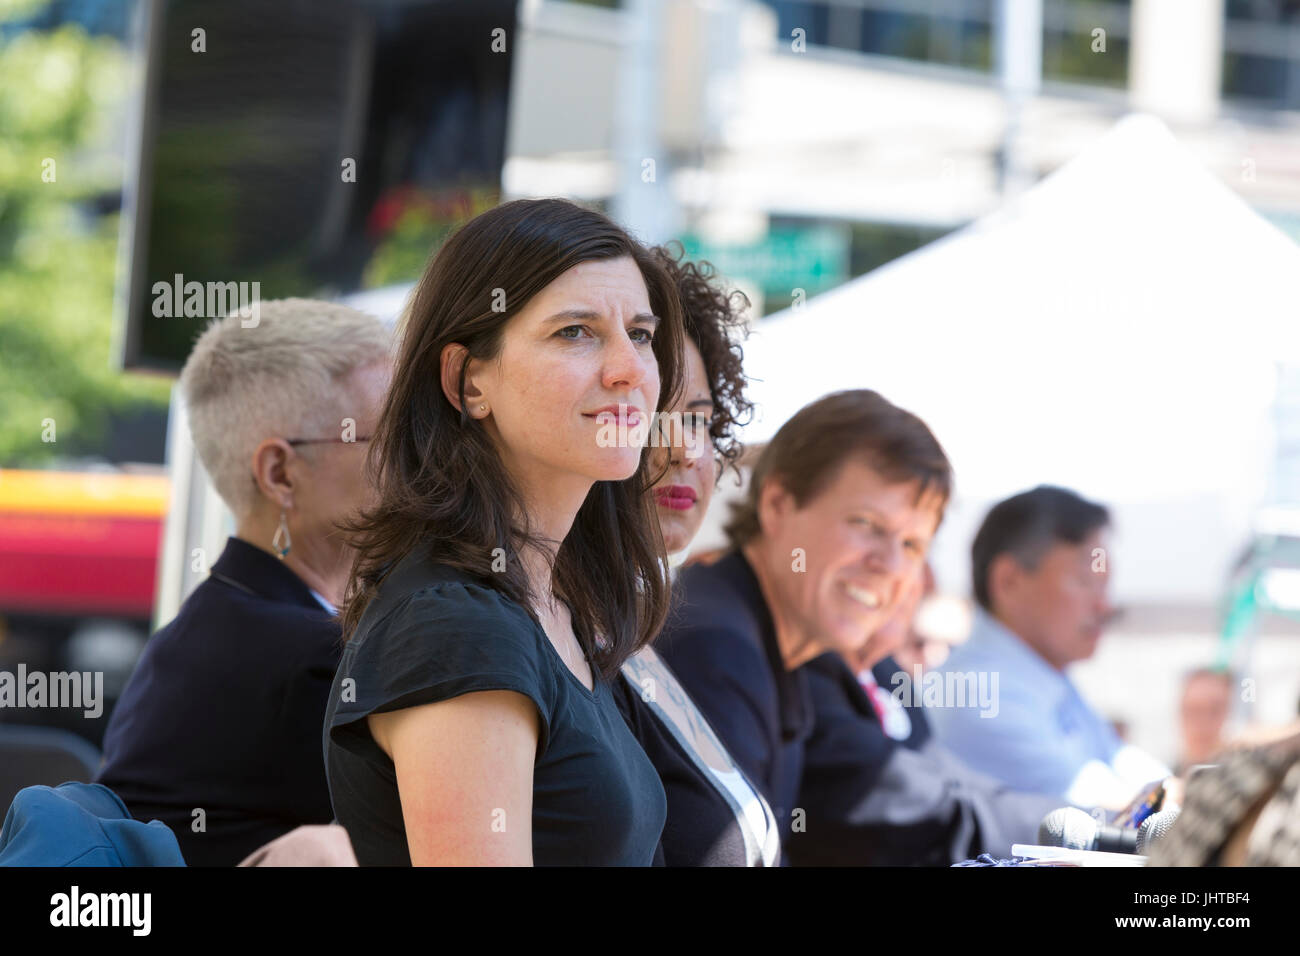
top-left (0, 725), bottom-right (102, 818)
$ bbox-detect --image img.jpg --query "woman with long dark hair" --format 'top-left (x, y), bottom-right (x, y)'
top-left (325, 198), bottom-right (685, 865)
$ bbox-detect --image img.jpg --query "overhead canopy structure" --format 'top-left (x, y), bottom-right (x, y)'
top-left (736, 115), bottom-right (1300, 605)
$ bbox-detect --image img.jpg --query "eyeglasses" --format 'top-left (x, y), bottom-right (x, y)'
top-left (285, 436), bottom-right (372, 446)
top-left (248, 436), bottom-right (372, 486)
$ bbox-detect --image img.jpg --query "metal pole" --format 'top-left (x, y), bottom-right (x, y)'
top-left (612, 0), bottom-right (676, 243)
top-left (997, 0), bottom-right (1042, 196)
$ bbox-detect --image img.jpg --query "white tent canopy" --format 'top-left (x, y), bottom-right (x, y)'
top-left (736, 115), bottom-right (1300, 605)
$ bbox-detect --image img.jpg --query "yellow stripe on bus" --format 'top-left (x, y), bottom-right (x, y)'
top-left (0, 469), bottom-right (170, 517)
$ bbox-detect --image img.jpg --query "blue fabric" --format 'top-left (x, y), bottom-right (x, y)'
top-left (0, 782), bottom-right (185, 866)
top-left (928, 608), bottom-right (1167, 803)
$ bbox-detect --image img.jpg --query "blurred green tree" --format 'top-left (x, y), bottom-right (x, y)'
top-left (0, 1), bottom-right (169, 467)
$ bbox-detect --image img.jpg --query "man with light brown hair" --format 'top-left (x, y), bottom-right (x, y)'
top-left (657, 388), bottom-right (951, 860)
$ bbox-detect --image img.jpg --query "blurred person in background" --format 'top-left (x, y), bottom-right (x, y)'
top-left (1177, 667), bottom-right (1235, 774)
top-left (1149, 724), bottom-right (1300, 867)
top-left (883, 563), bottom-right (941, 679)
top-left (97, 299), bottom-right (393, 866)
top-left (656, 389), bottom-right (950, 859)
top-left (790, 557), bottom-right (1066, 866)
top-left (930, 486), bottom-right (1172, 810)
top-left (612, 245), bottom-right (780, 866)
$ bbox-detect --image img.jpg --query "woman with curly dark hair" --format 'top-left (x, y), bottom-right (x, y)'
top-left (643, 243), bottom-right (753, 559)
top-left (612, 244), bottom-right (780, 866)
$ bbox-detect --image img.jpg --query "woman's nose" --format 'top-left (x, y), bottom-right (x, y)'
top-left (602, 331), bottom-right (651, 395)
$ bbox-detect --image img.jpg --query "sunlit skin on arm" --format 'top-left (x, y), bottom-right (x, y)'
top-left (367, 691), bottom-right (540, 866)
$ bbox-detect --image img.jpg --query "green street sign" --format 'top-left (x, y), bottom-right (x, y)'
top-left (680, 226), bottom-right (850, 297)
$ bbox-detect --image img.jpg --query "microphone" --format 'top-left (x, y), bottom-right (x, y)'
top-left (1037, 807), bottom-right (1138, 853)
top-left (1037, 808), bottom-right (1093, 849)
top-left (1135, 807), bottom-right (1180, 853)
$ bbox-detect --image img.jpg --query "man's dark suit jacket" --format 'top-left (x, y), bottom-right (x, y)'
top-left (97, 536), bottom-right (341, 866)
top-left (787, 652), bottom-right (1063, 865)
top-left (656, 550), bottom-right (814, 860)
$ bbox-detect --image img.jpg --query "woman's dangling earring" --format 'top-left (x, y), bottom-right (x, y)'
top-left (272, 510), bottom-right (291, 560)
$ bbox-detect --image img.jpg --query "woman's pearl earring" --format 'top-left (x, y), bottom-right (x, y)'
top-left (479, 404), bottom-right (488, 413)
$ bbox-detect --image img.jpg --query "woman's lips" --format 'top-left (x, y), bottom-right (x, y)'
top-left (584, 405), bottom-right (642, 427)
top-left (655, 485), bottom-right (697, 511)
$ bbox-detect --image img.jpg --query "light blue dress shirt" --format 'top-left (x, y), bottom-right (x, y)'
top-left (308, 588), bottom-right (337, 616)
top-left (928, 608), bottom-right (1169, 808)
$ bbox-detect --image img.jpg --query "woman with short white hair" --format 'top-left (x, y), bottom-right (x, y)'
top-left (97, 298), bottom-right (393, 866)
top-left (181, 298), bottom-right (393, 607)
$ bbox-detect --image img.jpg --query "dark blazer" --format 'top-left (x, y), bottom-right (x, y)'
top-left (787, 652), bottom-right (1062, 866)
top-left (97, 536), bottom-right (341, 866)
top-left (655, 550), bottom-right (814, 859)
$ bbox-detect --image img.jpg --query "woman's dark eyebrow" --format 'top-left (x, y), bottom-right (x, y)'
top-left (544, 309), bottom-right (598, 324)
top-left (543, 309), bottom-right (660, 326)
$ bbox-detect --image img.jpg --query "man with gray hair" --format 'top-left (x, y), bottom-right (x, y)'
top-left (98, 299), bottom-right (392, 866)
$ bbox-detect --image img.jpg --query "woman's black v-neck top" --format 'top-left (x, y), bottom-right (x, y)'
top-left (323, 545), bottom-right (666, 866)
